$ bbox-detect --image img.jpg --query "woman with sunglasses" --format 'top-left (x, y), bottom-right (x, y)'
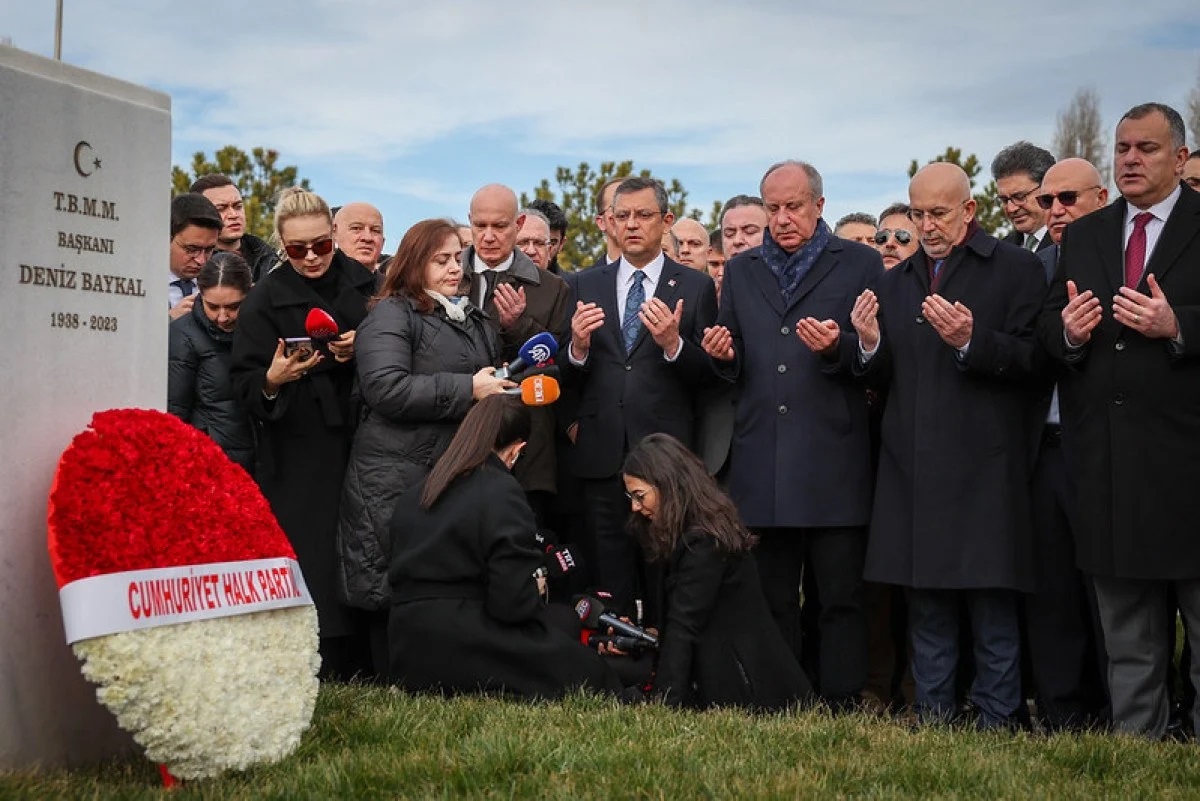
top-left (335, 218), bottom-right (513, 676)
top-left (618, 433), bottom-right (813, 710)
top-left (168, 251), bottom-right (256, 472)
top-left (231, 186), bottom-right (377, 681)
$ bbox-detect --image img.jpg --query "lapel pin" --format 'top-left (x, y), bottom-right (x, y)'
top-left (667, 278), bottom-right (677, 288)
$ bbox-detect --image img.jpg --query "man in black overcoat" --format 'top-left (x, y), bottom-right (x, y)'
top-left (1037, 102), bottom-right (1200, 738)
top-left (702, 160), bottom-right (882, 707)
top-left (852, 162), bottom-right (1047, 729)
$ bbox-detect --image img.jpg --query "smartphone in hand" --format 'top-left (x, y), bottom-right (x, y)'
top-left (283, 337), bottom-right (314, 359)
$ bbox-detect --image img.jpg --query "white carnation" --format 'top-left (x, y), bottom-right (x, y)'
top-left (73, 605), bottom-right (320, 780)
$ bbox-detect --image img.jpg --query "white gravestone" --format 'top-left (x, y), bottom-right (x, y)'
top-left (0, 44), bottom-right (171, 769)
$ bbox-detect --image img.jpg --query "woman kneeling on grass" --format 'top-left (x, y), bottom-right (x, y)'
top-left (387, 394), bottom-right (622, 699)
top-left (620, 433), bottom-right (814, 710)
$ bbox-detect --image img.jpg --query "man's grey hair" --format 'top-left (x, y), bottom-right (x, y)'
top-left (835, 212), bottom-right (877, 231)
top-left (614, 176), bottom-right (669, 213)
top-left (990, 141), bottom-right (1056, 183)
top-left (759, 160), bottom-right (824, 199)
top-left (1120, 102), bottom-right (1187, 150)
top-left (718, 194), bottom-right (764, 228)
top-left (518, 208), bottom-right (550, 230)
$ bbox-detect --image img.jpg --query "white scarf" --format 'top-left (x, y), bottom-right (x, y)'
top-left (424, 289), bottom-right (467, 322)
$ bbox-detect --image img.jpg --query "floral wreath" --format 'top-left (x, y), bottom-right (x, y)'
top-left (47, 409), bottom-right (320, 782)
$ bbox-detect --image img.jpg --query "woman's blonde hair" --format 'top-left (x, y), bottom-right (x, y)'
top-left (274, 187), bottom-right (331, 237)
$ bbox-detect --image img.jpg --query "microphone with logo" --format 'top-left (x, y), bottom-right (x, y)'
top-left (496, 332), bottom-right (558, 380)
top-left (505, 374), bottom-right (561, 407)
top-left (304, 307), bottom-right (339, 343)
top-left (573, 593), bottom-right (658, 650)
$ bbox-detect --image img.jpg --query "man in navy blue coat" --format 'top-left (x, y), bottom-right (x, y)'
top-left (702, 160), bottom-right (882, 707)
top-left (563, 177), bottom-right (718, 616)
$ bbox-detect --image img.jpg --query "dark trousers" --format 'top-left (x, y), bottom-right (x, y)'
top-left (753, 527), bottom-right (867, 702)
top-left (909, 588), bottom-right (1021, 728)
top-left (1024, 433), bottom-right (1108, 730)
top-left (581, 476), bottom-right (644, 619)
top-left (1092, 575), bottom-right (1200, 738)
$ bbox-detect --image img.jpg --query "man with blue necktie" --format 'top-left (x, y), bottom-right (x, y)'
top-left (167, 193), bottom-right (222, 321)
top-left (563, 177), bottom-right (718, 617)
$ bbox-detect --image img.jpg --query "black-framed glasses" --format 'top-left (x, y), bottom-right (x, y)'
top-left (283, 237), bottom-right (335, 259)
top-left (997, 186), bottom-right (1039, 206)
top-left (1035, 186), bottom-right (1101, 210)
top-left (173, 239), bottom-right (216, 259)
top-left (874, 229), bottom-right (913, 246)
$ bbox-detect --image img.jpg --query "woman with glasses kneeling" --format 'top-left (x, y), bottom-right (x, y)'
top-left (620, 433), bottom-right (813, 710)
top-left (388, 394), bottom-right (622, 699)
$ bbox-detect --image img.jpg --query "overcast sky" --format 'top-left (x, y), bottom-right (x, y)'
top-left (4, 1), bottom-right (1199, 247)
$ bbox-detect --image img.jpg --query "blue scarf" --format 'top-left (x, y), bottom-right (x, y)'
top-left (760, 219), bottom-right (831, 302)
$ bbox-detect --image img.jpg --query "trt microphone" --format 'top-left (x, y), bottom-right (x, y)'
top-left (304, 308), bottom-right (339, 342)
top-left (504, 375), bottom-right (561, 406)
top-left (573, 594), bottom-right (658, 648)
top-left (496, 332), bottom-right (558, 379)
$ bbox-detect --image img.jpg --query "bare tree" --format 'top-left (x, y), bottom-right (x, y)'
top-left (1187, 59), bottom-right (1200, 150)
top-left (1053, 88), bottom-right (1109, 183)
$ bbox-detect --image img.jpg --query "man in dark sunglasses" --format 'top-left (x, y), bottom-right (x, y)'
top-left (874, 203), bottom-right (920, 270)
top-left (1025, 157), bottom-right (1110, 731)
top-left (992, 141), bottom-right (1056, 253)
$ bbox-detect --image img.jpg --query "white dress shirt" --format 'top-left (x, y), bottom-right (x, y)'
top-left (473, 251), bottom-right (514, 307)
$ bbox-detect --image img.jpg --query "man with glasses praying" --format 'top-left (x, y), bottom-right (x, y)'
top-left (851, 162), bottom-right (1047, 729)
top-left (874, 203), bottom-right (920, 269)
top-left (992, 141), bottom-right (1057, 253)
top-left (168, 193), bottom-right (223, 320)
top-left (565, 176), bottom-right (718, 619)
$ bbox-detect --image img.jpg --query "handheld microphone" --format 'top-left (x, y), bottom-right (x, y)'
top-left (304, 308), bottom-right (340, 342)
top-left (573, 594), bottom-right (658, 648)
top-left (584, 633), bottom-right (647, 652)
top-left (504, 375), bottom-right (561, 406)
top-left (496, 332), bottom-right (558, 379)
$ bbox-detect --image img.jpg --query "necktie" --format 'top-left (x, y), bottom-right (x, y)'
top-left (481, 270), bottom-right (498, 308)
top-left (622, 271), bottom-right (646, 353)
top-left (1023, 233), bottom-right (1039, 251)
top-left (174, 278), bottom-right (195, 297)
top-left (930, 259), bottom-right (945, 290)
top-left (1124, 212), bottom-right (1153, 288)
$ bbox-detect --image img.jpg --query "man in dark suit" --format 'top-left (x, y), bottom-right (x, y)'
top-left (851, 162), bottom-right (1047, 729)
top-left (462, 184), bottom-right (572, 527)
top-left (992, 141), bottom-right (1057, 253)
top-left (1025, 158), bottom-right (1110, 731)
top-left (701, 161), bottom-right (881, 707)
top-left (1038, 102), bottom-right (1200, 738)
top-left (563, 176), bottom-right (718, 615)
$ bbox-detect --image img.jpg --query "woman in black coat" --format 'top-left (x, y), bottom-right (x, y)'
top-left (168, 251), bottom-right (255, 472)
top-left (620, 433), bottom-right (813, 710)
top-left (230, 187), bottom-right (376, 680)
top-left (336, 218), bottom-right (512, 674)
top-left (388, 394), bottom-right (621, 699)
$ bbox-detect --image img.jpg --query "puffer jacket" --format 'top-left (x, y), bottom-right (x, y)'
top-left (168, 298), bottom-right (255, 472)
top-left (336, 294), bottom-right (499, 610)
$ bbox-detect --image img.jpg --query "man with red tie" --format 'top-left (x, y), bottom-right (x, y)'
top-left (1038, 102), bottom-right (1200, 738)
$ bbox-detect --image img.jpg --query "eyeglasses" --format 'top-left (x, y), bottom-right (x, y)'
top-left (173, 240), bottom-right (216, 259)
top-left (908, 203), bottom-right (966, 224)
top-left (1184, 177), bottom-right (1200, 190)
top-left (624, 489), bottom-right (650, 505)
top-left (873, 229), bottom-right (913, 245)
top-left (1035, 186), bottom-right (1101, 210)
top-left (283, 237), bottom-right (335, 260)
top-left (516, 238), bottom-right (549, 249)
top-left (613, 209), bottom-right (663, 223)
top-left (996, 186), bottom-right (1039, 207)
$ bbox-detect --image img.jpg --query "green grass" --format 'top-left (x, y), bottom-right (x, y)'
top-left (3, 683), bottom-right (1200, 799)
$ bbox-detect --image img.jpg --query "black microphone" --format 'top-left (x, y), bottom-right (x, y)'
top-left (585, 633), bottom-right (647, 652)
top-left (573, 594), bottom-right (658, 648)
